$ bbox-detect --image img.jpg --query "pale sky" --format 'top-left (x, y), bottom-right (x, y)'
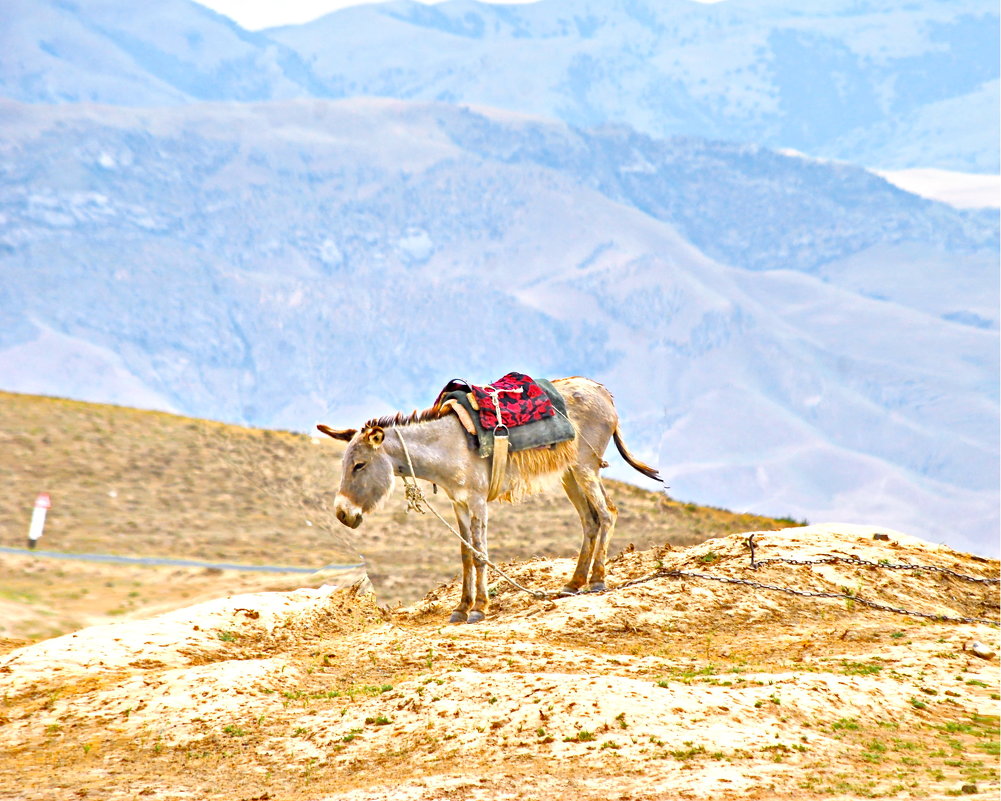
top-left (198, 0), bottom-right (723, 31)
top-left (199, 0), bottom-right (537, 30)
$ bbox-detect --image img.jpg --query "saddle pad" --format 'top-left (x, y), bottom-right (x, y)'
top-left (438, 377), bottom-right (575, 458)
top-left (471, 372), bottom-right (554, 430)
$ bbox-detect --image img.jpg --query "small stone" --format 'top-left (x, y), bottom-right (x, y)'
top-left (872, 533), bottom-right (890, 541)
top-left (968, 641), bottom-right (996, 660)
top-left (961, 783), bottom-right (977, 795)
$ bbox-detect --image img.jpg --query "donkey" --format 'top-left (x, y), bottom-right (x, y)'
top-left (317, 376), bottom-right (661, 623)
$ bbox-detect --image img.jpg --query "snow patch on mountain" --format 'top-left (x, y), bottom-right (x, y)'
top-left (877, 169), bottom-right (1000, 210)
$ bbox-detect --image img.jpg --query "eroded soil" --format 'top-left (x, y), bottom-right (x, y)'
top-left (0, 524), bottom-right (998, 800)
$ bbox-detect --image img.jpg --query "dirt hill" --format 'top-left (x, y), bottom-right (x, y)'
top-left (0, 390), bottom-right (799, 641)
top-left (0, 523), bottom-right (997, 800)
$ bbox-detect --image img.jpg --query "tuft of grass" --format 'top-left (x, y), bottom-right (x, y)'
top-left (349, 684), bottom-right (393, 697)
top-left (842, 661), bottom-right (883, 676)
top-left (670, 743), bottom-right (707, 760)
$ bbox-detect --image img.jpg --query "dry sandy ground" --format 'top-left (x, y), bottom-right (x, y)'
top-left (0, 552), bottom-right (366, 643)
top-left (0, 523), bottom-right (997, 801)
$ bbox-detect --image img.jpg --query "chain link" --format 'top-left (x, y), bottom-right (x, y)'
top-left (751, 556), bottom-right (1000, 585)
top-left (613, 568), bottom-right (999, 627)
top-left (746, 531), bottom-right (1000, 585)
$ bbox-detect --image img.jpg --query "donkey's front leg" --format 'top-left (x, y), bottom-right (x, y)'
top-left (467, 498), bottom-right (490, 624)
top-left (449, 502), bottom-right (475, 624)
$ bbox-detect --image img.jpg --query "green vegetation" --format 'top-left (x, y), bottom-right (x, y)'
top-left (282, 684), bottom-right (392, 704)
top-left (670, 743), bottom-right (707, 760)
top-left (842, 661), bottom-right (883, 676)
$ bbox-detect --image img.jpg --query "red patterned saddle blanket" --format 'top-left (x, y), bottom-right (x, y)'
top-left (435, 372), bottom-right (555, 430)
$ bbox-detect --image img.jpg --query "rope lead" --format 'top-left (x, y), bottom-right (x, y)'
top-left (393, 427), bottom-right (554, 600)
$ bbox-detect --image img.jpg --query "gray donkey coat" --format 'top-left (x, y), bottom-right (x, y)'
top-left (318, 377), bottom-right (661, 623)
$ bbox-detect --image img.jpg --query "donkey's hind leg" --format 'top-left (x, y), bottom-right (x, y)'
top-left (581, 472), bottom-right (617, 591)
top-left (561, 467), bottom-right (617, 593)
top-left (560, 469), bottom-right (600, 593)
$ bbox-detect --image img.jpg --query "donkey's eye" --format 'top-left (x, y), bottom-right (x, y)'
top-left (352, 462), bottom-right (367, 473)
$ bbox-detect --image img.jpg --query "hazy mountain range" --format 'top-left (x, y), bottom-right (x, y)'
top-left (2, 0), bottom-right (997, 170)
top-left (0, 0), bottom-right (997, 555)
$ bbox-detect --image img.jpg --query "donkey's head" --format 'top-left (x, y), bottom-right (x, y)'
top-left (317, 424), bottom-right (395, 529)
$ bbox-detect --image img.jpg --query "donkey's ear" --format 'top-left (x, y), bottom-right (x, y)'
top-left (317, 424), bottom-right (357, 442)
top-left (363, 426), bottom-right (385, 447)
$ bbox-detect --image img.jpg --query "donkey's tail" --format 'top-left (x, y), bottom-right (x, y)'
top-left (613, 426), bottom-right (663, 483)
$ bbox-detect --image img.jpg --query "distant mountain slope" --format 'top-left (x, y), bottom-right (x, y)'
top-left (0, 98), bottom-right (996, 555)
top-left (0, 0), bottom-right (326, 105)
top-left (2, 0), bottom-right (996, 170)
top-left (268, 0), bottom-right (1000, 171)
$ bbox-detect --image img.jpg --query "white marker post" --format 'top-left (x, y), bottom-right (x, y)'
top-left (27, 492), bottom-right (51, 550)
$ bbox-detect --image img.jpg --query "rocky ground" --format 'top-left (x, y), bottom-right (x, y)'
top-left (0, 523), bottom-right (997, 800)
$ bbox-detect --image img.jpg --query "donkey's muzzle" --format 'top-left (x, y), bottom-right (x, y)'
top-left (334, 495), bottom-right (363, 529)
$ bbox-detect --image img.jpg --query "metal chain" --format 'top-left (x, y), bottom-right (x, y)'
top-left (389, 433), bottom-right (999, 625)
top-left (746, 532), bottom-right (1000, 585)
top-left (614, 568), bottom-right (999, 626)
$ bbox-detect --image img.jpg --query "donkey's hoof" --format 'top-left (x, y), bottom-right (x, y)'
top-left (466, 611), bottom-right (486, 624)
top-left (558, 585), bottom-right (580, 597)
top-left (588, 580), bottom-right (607, 592)
top-left (448, 611), bottom-right (468, 624)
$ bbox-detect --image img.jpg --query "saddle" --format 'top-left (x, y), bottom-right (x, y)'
top-left (434, 372), bottom-right (576, 501)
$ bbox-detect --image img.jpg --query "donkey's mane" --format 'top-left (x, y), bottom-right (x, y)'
top-left (364, 405), bottom-right (450, 431)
